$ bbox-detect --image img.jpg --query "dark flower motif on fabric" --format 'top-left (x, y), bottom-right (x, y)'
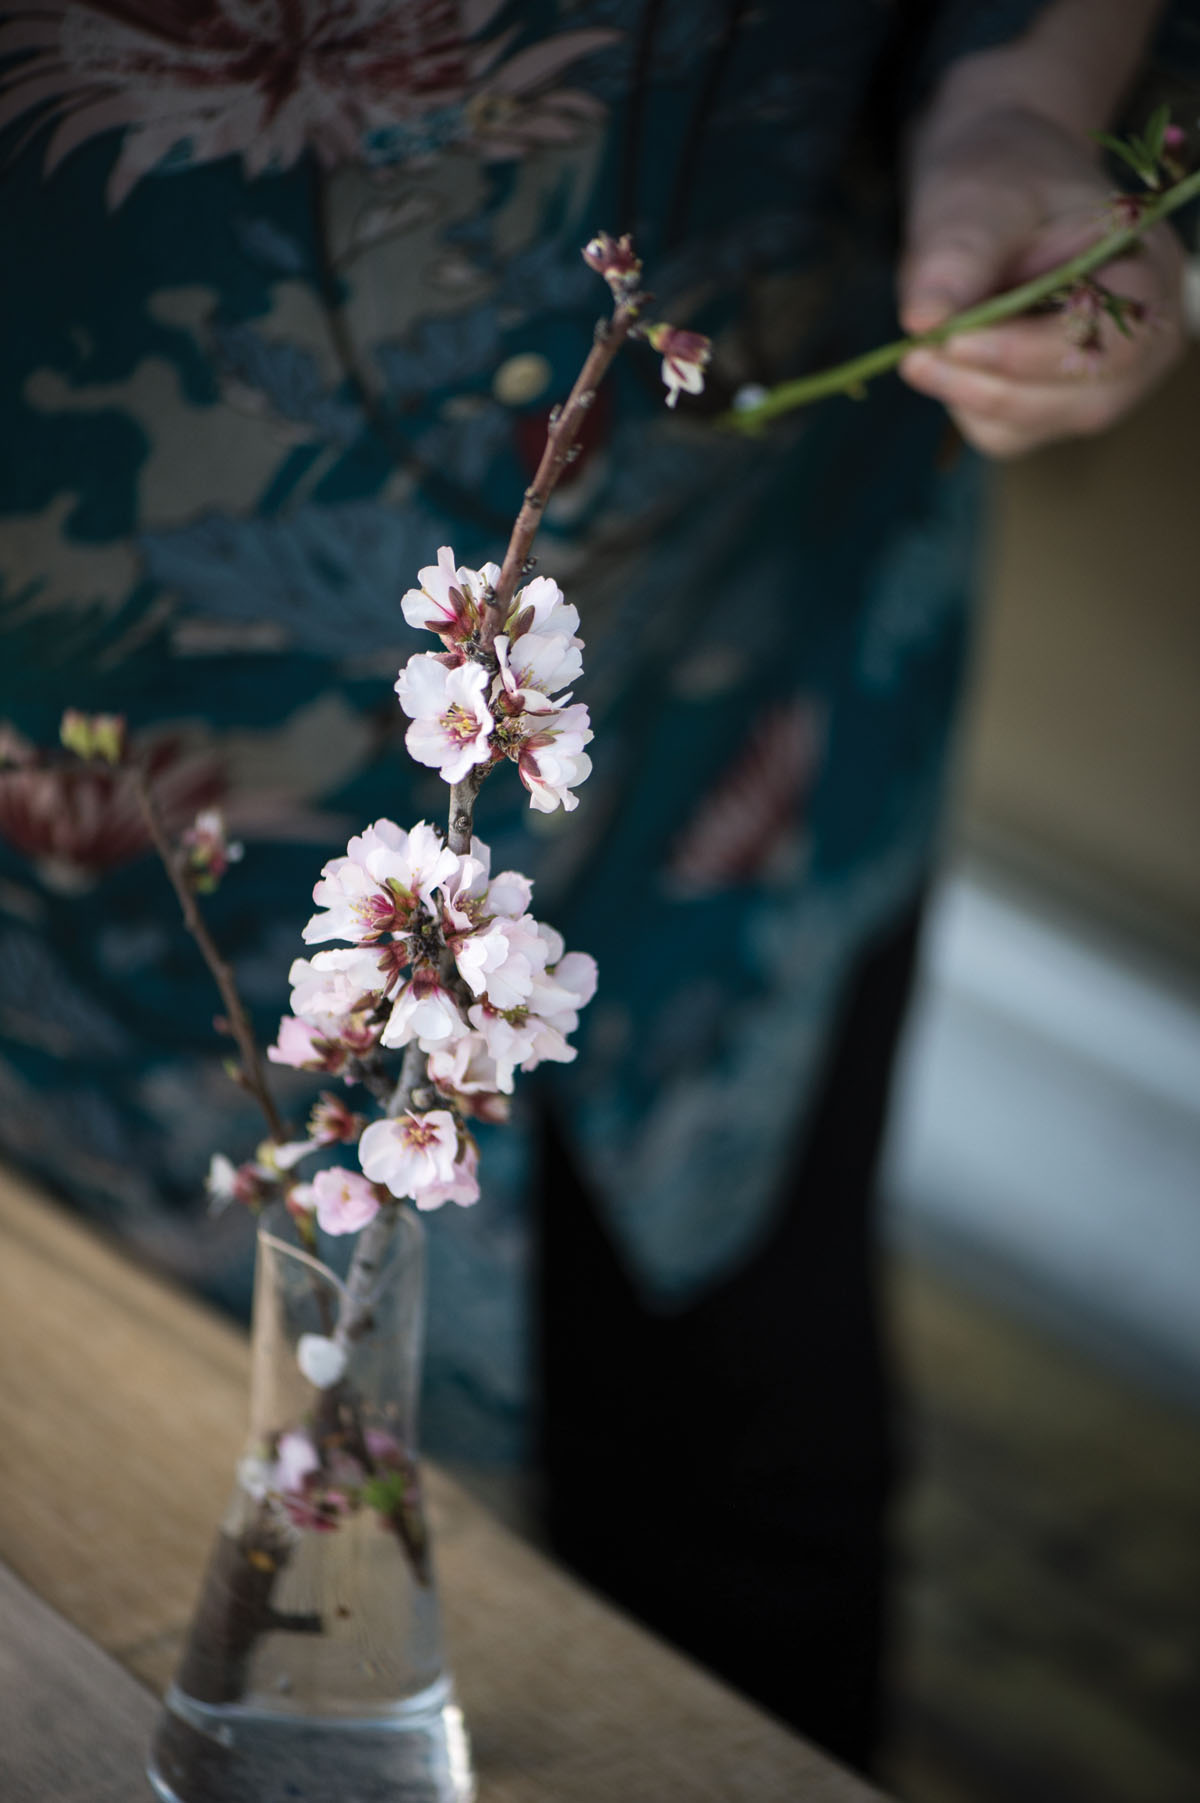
top-left (0, 0), bottom-right (617, 205)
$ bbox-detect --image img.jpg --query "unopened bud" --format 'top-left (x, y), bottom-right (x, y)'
top-left (59, 709), bottom-right (127, 765)
top-left (581, 231), bottom-right (643, 294)
top-left (182, 808), bottom-right (243, 892)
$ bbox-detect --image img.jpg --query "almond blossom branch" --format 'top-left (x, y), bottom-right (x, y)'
top-left (482, 300), bottom-right (644, 637)
top-left (728, 159), bottom-right (1200, 429)
top-left (132, 764), bottom-right (287, 1144)
top-left (268, 229), bottom-right (684, 1440)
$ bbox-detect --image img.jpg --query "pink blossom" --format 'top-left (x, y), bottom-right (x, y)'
top-left (495, 629), bottom-right (582, 706)
top-left (438, 839), bottom-right (534, 937)
top-left (395, 654), bottom-right (495, 784)
top-left (181, 807), bottom-right (243, 892)
top-left (358, 1110), bottom-right (459, 1200)
top-left (426, 1033), bottom-right (511, 1123)
top-left (291, 1167), bottom-right (382, 1236)
top-left (206, 1153), bottom-right (275, 1211)
top-left (380, 965), bottom-right (467, 1051)
top-left (276, 1429), bottom-right (321, 1496)
top-left (646, 324), bottom-right (712, 409)
top-left (401, 547), bottom-right (500, 646)
top-left (288, 947), bottom-right (393, 1023)
top-left (268, 1014), bottom-right (340, 1072)
top-left (453, 913), bottom-right (547, 1011)
top-left (506, 575), bottom-right (581, 643)
top-left (438, 848), bottom-right (492, 935)
top-left (581, 232), bottom-right (643, 295)
top-left (412, 1138), bottom-right (480, 1212)
top-left (514, 701), bottom-right (593, 813)
top-left (426, 1031), bottom-right (503, 1095)
top-left (303, 818), bottom-right (456, 944)
top-left (465, 1003), bottom-right (544, 1093)
top-left (309, 1092), bottom-right (364, 1144)
top-left (486, 864), bottom-right (535, 919)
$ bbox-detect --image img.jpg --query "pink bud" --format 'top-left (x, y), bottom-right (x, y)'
top-left (581, 231), bottom-right (643, 292)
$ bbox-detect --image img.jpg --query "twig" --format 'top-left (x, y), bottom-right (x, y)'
top-left (483, 299), bottom-right (645, 634)
top-left (132, 766), bottom-right (286, 1144)
top-left (728, 163), bottom-right (1200, 429)
top-left (338, 285), bottom-right (645, 1363)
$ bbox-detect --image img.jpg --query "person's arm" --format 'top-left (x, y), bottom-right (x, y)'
top-left (898, 0), bottom-right (1185, 458)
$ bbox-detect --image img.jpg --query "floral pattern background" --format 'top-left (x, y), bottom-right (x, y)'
top-left (0, 0), bottom-right (1051, 1460)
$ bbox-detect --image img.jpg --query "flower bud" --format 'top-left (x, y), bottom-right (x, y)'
top-left (59, 709), bottom-right (127, 765)
top-left (645, 322), bottom-right (712, 409)
top-left (182, 808), bottom-right (243, 892)
top-left (581, 231), bottom-right (643, 294)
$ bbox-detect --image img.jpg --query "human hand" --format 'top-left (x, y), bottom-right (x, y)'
top-left (897, 105), bottom-right (1185, 458)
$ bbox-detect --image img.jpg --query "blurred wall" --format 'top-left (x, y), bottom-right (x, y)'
top-left (958, 343), bottom-right (1200, 959)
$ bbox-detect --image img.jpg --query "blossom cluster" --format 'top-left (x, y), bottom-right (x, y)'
top-left (240, 1422), bottom-right (419, 1536)
top-left (395, 550), bottom-right (593, 812)
top-left (265, 816), bottom-right (595, 1215)
top-left (580, 234), bottom-right (712, 408)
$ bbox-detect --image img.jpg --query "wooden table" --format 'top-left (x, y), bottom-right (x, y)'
top-left (0, 1166), bottom-right (884, 1802)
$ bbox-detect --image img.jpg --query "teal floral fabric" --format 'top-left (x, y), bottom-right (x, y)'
top-left (0, 1), bottom-right (1047, 1460)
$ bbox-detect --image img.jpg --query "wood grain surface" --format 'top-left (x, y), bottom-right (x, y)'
top-left (0, 1165), bottom-right (882, 1802)
top-left (0, 1563), bottom-right (157, 1803)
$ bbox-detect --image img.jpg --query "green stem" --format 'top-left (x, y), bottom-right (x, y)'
top-left (728, 166), bottom-right (1200, 430)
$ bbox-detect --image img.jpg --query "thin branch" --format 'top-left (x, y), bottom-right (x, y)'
top-left (728, 163), bottom-right (1200, 428)
top-left (132, 766), bottom-right (287, 1144)
top-left (484, 298), bottom-right (645, 634)
top-left (344, 279), bottom-right (646, 1356)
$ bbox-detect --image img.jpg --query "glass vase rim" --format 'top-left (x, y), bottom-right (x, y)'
top-left (256, 1212), bottom-right (350, 1302)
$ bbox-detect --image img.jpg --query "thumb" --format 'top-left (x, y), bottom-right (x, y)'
top-left (899, 217), bottom-right (1020, 335)
top-left (898, 175), bottom-right (1036, 334)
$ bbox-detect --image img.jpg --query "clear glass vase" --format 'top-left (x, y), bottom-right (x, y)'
top-left (149, 1204), bottom-right (475, 1803)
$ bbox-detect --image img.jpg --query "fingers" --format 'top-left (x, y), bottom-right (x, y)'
top-left (899, 194), bottom-right (1039, 333)
top-left (899, 230), bottom-right (1185, 459)
top-left (900, 331), bottom-right (1178, 459)
top-left (899, 352), bottom-right (1114, 456)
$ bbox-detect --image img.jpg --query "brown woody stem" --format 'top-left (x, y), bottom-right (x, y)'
top-left (481, 296), bottom-right (644, 640)
top-left (132, 766), bottom-right (286, 1144)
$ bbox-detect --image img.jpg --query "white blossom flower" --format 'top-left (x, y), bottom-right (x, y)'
top-left (358, 1110), bottom-right (459, 1200)
top-left (395, 654), bottom-right (495, 784)
top-left (401, 546), bottom-right (500, 645)
top-left (380, 966), bottom-right (467, 1051)
top-left (466, 1003), bottom-right (545, 1092)
top-left (182, 808), bottom-right (243, 891)
top-left (452, 913), bottom-right (548, 1011)
top-left (275, 1429), bottom-right (320, 1494)
top-left (267, 1014), bottom-right (342, 1072)
top-left (425, 1032), bottom-right (494, 1092)
top-left (288, 946), bottom-right (392, 1023)
top-left (495, 629), bottom-right (582, 707)
top-left (296, 1334), bottom-right (348, 1390)
top-left (424, 1033), bottom-right (508, 1126)
top-left (206, 1152), bottom-right (238, 1209)
top-left (290, 1167), bottom-right (381, 1236)
top-left (439, 839), bottom-right (533, 937)
top-left (514, 701), bottom-right (593, 813)
top-left (507, 574), bottom-right (581, 640)
top-left (205, 1152), bottom-right (274, 1211)
top-left (267, 1138), bottom-right (318, 1172)
top-left (303, 819), bottom-right (457, 945)
top-left (646, 323), bottom-right (712, 409)
top-left (237, 1453), bottom-right (275, 1501)
top-left (411, 1139), bottom-right (480, 1212)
